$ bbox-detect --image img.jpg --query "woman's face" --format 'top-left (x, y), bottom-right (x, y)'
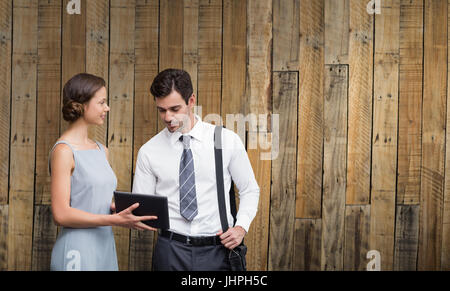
top-left (83, 87), bottom-right (109, 125)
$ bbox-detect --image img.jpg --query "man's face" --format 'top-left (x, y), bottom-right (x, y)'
top-left (155, 90), bottom-right (195, 133)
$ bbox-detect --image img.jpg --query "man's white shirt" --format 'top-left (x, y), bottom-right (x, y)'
top-left (132, 115), bottom-right (260, 236)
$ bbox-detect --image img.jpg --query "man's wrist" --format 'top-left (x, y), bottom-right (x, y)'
top-left (235, 225), bottom-right (247, 235)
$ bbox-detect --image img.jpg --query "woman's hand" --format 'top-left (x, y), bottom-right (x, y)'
top-left (112, 203), bottom-right (157, 231)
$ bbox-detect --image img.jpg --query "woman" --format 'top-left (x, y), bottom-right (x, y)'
top-left (49, 73), bottom-right (156, 271)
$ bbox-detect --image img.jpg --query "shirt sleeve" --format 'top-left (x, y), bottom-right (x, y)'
top-left (227, 131), bottom-right (260, 233)
top-left (132, 147), bottom-right (157, 195)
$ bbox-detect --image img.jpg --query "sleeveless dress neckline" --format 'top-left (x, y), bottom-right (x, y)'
top-left (55, 140), bottom-right (101, 152)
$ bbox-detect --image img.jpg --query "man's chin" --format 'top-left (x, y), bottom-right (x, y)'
top-left (167, 125), bottom-right (179, 132)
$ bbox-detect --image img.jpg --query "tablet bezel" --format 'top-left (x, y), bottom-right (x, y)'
top-left (113, 191), bottom-right (170, 230)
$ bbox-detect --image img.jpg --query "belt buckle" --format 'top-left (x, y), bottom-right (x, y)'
top-left (186, 236), bottom-right (191, 245)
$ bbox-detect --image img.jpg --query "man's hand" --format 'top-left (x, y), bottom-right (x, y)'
top-left (217, 226), bottom-right (246, 250)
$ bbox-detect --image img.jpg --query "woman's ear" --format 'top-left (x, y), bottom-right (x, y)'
top-left (83, 101), bottom-right (89, 112)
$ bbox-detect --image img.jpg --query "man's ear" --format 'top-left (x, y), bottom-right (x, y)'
top-left (188, 94), bottom-right (196, 107)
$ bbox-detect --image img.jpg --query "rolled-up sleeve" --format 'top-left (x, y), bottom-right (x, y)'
top-left (227, 132), bottom-right (260, 233)
top-left (132, 148), bottom-right (156, 195)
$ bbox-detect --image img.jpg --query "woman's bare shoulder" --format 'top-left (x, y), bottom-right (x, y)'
top-left (51, 143), bottom-right (74, 165)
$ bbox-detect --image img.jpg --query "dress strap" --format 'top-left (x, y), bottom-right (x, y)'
top-left (94, 140), bottom-right (104, 152)
top-left (48, 141), bottom-right (75, 175)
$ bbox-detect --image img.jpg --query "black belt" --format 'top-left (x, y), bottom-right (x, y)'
top-left (160, 230), bottom-right (222, 246)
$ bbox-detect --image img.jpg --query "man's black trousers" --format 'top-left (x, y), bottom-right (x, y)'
top-left (152, 235), bottom-right (232, 271)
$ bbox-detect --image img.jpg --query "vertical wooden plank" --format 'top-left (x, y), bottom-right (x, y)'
top-left (159, 0), bottom-right (183, 71)
top-left (296, 0), bottom-right (324, 218)
top-left (33, 0), bottom-right (61, 270)
top-left (61, 0), bottom-right (86, 133)
top-left (444, 0), bottom-right (450, 271)
top-left (129, 230), bottom-right (154, 271)
top-left (0, 205), bottom-right (8, 270)
top-left (197, 0), bottom-right (222, 119)
top-left (397, 0), bottom-right (423, 205)
top-left (223, 0), bottom-right (247, 143)
top-left (324, 0), bottom-right (349, 65)
top-left (35, 0), bottom-right (61, 205)
top-left (246, 132), bottom-right (271, 271)
top-left (109, 0), bottom-right (135, 271)
top-left (293, 219), bottom-right (322, 271)
top-left (0, 0), bottom-right (11, 204)
top-left (158, 0), bottom-right (183, 131)
top-left (133, 0), bottom-right (159, 166)
top-left (344, 205), bottom-right (371, 271)
top-left (346, 0), bottom-right (374, 205)
top-left (130, 0), bottom-right (159, 269)
top-left (444, 177), bottom-right (450, 269)
top-left (245, 0), bottom-right (272, 271)
top-left (394, 205), bottom-right (419, 270)
top-left (321, 65), bottom-right (348, 270)
top-left (370, 0), bottom-right (399, 271)
top-left (419, 0), bottom-right (447, 271)
top-left (222, 0), bottom-right (246, 209)
top-left (269, 72), bottom-right (297, 271)
top-left (86, 0), bottom-right (109, 144)
top-left (183, 0), bottom-right (198, 99)
top-left (247, 0), bottom-right (272, 126)
top-left (31, 205), bottom-right (57, 270)
top-left (8, 0), bottom-right (38, 270)
top-left (273, 0), bottom-right (300, 71)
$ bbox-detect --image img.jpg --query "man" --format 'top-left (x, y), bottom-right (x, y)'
top-left (132, 68), bottom-right (260, 271)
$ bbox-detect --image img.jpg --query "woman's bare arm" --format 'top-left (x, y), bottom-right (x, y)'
top-left (50, 143), bottom-right (156, 230)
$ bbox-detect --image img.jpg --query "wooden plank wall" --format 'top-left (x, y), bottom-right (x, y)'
top-left (0, 0), bottom-right (450, 271)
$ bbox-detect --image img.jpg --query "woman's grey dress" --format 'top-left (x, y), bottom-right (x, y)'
top-left (49, 140), bottom-right (118, 271)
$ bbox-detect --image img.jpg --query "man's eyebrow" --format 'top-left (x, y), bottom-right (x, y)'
top-left (157, 105), bottom-right (181, 110)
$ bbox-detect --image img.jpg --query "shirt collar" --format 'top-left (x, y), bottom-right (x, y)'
top-left (167, 114), bottom-right (204, 145)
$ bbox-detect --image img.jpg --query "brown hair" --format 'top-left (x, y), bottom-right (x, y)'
top-left (62, 73), bottom-right (106, 122)
top-left (150, 69), bottom-right (193, 104)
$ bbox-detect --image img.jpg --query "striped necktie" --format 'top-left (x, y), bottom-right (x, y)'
top-left (179, 135), bottom-right (198, 221)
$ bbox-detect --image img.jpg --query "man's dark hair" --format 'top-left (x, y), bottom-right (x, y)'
top-left (150, 69), bottom-right (193, 104)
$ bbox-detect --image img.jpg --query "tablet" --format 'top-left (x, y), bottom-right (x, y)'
top-left (113, 191), bottom-right (170, 229)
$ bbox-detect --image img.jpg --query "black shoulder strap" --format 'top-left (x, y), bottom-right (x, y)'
top-left (214, 126), bottom-right (237, 232)
top-left (214, 126), bottom-right (229, 232)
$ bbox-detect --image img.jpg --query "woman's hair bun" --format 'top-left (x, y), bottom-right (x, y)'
top-left (62, 100), bottom-right (85, 122)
